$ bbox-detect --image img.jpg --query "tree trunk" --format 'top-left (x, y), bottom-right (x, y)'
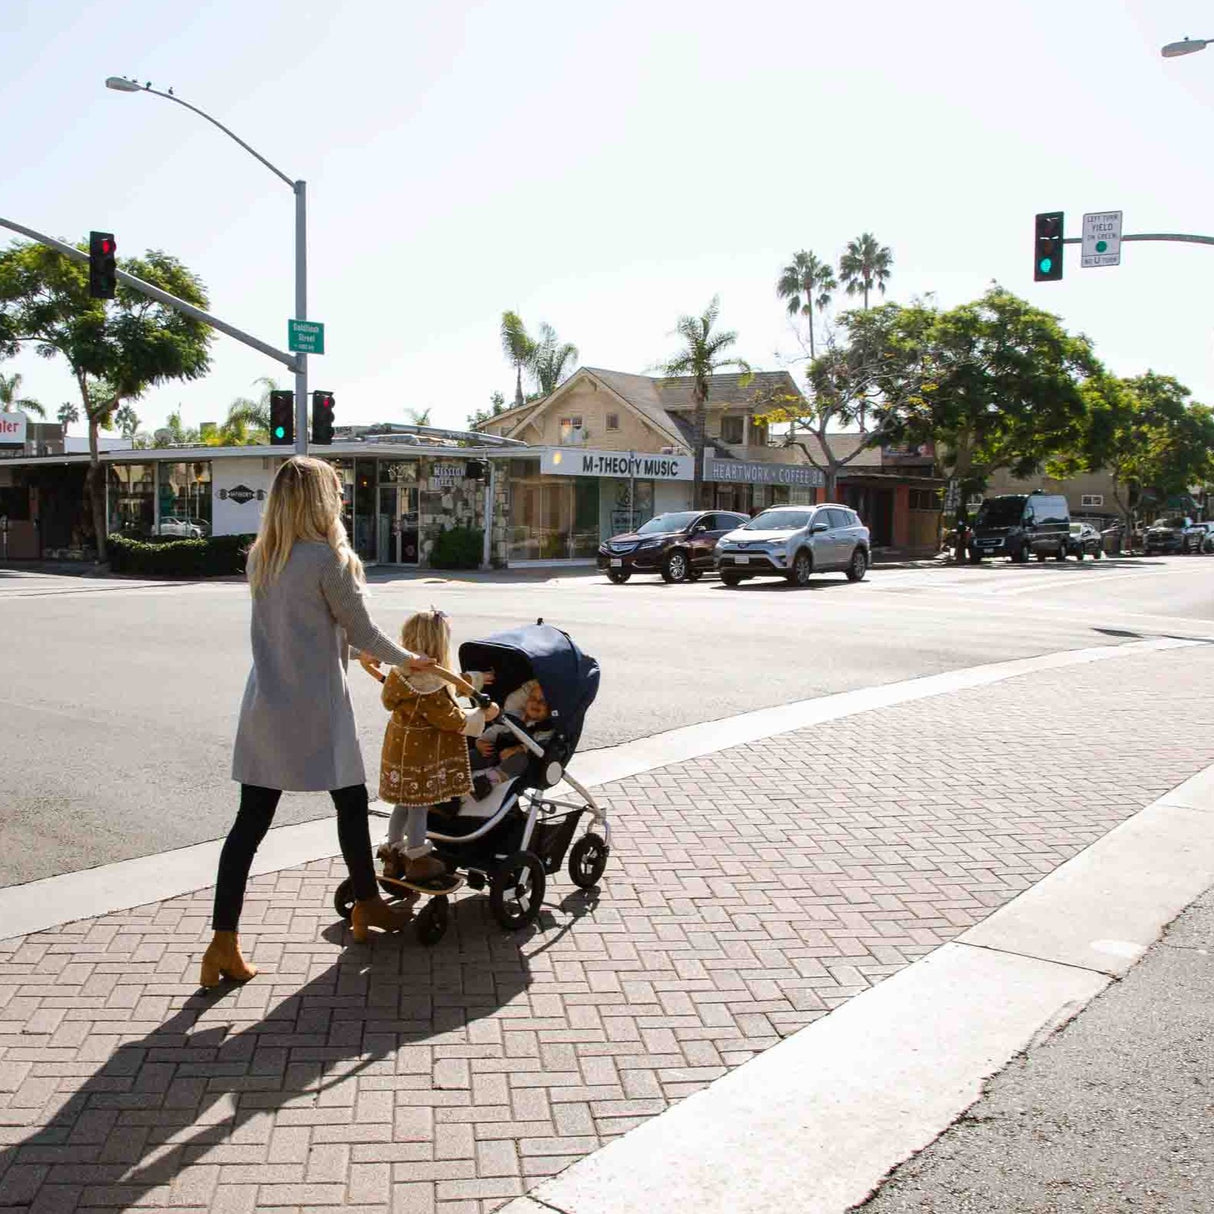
top-left (692, 387), bottom-right (706, 510)
top-left (807, 305), bottom-right (815, 362)
top-left (824, 466), bottom-right (837, 501)
top-left (86, 415), bottom-right (106, 564)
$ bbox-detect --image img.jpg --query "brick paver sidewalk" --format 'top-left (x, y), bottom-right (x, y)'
top-left (3, 646), bottom-right (1214, 1214)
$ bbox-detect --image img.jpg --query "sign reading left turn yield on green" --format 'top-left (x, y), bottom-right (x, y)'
top-left (288, 319), bottom-right (324, 354)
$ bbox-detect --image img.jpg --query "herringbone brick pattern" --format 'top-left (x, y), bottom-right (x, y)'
top-left (2, 646), bottom-right (1213, 1213)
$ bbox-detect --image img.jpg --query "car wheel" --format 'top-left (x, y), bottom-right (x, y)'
top-left (1076, 548), bottom-right (1084, 561)
top-left (785, 549), bottom-right (813, 586)
top-left (661, 549), bottom-right (690, 583)
top-left (606, 569), bottom-right (631, 584)
top-left (846, 547), bottom-right (868, 582)
top-left (720, 573), bottom-right (743, 587)
top-left (1095, 547), bottom-right (1104, 559)
top-left (1055, 545), bottom-right (1067, 561)
top-left (686, 567), bottom-right (703, 582)
top-left (1033, 551), bottom-right (1045, 563)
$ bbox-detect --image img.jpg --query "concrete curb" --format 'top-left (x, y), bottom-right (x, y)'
top-left (0, 635), bottom-right (1197, 941)
top-left (502, 760), bottom-right (1214, 1214)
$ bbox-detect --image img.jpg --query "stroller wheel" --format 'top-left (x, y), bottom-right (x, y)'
top-left (568, 833), bottom-right (609, 889)
top-left (415, 896), bottom-right (449, 947)
top-left (489, 851), bottom-right (546, 930)
top-left (333, 877), bottom-right (356, 922)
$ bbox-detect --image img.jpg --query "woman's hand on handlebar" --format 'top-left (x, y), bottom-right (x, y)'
top-left (483, 702), bottom-right (500, 723)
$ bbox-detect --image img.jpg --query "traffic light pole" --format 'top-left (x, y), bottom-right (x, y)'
top-left (0, 215), bottom-right (299, 371)
top-left (294, 180), bottom-right (308, 455)
top-left (1062, 232), bottom-right (1214, 248)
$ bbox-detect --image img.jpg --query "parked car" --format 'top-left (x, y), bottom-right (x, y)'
top-left (1144, 516), bottom-right (1204, 554)
top-left (157, 516), bottom-right (205, 539)
top-left (969, 491), bottom-right (1070, 563)
top-left (1065, 522), bottom-right (1104, 560)
top-left (715, 504), bottom-right (870, 587)
top-left (1187, 522), bottom-right (1213, 553)
top-left (597, 510), bottom-right (749, 583)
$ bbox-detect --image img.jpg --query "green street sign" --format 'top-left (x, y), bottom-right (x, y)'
top-left (289, 319), bottom-right (324, 354)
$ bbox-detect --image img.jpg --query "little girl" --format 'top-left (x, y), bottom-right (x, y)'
top-left (375, 609), bottom-right (499, 885)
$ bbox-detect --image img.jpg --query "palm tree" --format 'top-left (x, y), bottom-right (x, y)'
top-left (0, 371), bottom-right (45, 417)
top-left (839, 233), bottom-right (893, 309)
top-left (776, 251), bottom-right (836, 361)
top-left (57, 401), bottom-right (80, 434)
top-left (657, 297), bottom-right (751, 507)
top-left (530, 323), bottom-right (579, 397)
top-left (404, 407), bottom-right (432, 426)
top-left (113, 404), bottom-right (140, 437)
top-left (500, 312), bottom-right (535, 408)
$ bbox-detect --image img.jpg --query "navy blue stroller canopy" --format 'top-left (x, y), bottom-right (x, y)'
top-left (459, 623), bottom-right (599, 755)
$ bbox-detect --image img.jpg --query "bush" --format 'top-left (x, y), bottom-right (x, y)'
top-left (107, 533), bottom-right (255, 577)
top-left (429, 526), bottom-right (483, 570)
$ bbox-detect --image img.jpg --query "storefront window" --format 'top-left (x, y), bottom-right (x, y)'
top-left (159, 462), bottom-right (212, 536)
top-left (507, 460), bottom-right (603, 561)
top-left (107, 464), bottom-right (155, 537)
top-left (327, 458), bottom-right (376, 560)
top-left (601, 478), bottom-right (654, 537)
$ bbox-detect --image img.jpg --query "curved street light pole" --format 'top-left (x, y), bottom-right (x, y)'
top-left (106, 77), bottom-right (308, 454)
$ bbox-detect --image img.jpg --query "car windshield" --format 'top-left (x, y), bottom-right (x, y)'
top-left (974, 497), bottom-right (1025, 526)
top-left (1156, 517), bottom-right (1187, 529)
top-left (637, 512), bottom-right (698, 535)
top-left (1069, 523), bottom-right (1082, 534)
top-left (744, 509), bottom-right (811, 531)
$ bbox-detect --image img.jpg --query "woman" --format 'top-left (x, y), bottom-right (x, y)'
top-left (200, 456), bottom-right (434, 988)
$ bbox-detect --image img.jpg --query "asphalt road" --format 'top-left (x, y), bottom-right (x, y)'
top-left (1, 554), bottom-right (1211, 887)
top-left (864, 884), bottom-right (1214, 1213)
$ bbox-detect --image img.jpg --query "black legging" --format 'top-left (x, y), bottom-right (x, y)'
top-left (212, 783), bottom-right (378, 931)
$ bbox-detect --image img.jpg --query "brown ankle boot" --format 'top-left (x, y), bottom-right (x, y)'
top-left (199, 931), bottom-right (257, 989)
top-left (405, 854), bottom-right (448, 885)
top-left (351, 897), bottom-right (411, 942)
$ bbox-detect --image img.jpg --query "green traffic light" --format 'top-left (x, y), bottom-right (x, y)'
top-left (274, 426), bottom-right (285, 438)
top-left (1038, 257), bottom-right (1052, 274)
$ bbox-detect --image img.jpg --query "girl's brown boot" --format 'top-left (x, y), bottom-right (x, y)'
top-left (199, 931), bottom-right (257, 989)
top-left (351, 897), bottom-right (411, 943)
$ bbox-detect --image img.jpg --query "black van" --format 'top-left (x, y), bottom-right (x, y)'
top-left (969, 492), bottom-right (1070, 563)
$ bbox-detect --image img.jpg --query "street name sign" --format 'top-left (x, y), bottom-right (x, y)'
top-left (288, 319), bottom-right (325, 354)
top-left (1082, 211), bottom-right (1122, 267)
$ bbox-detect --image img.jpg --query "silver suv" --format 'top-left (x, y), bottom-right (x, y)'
top-left (715, 504), bottom-right (870, 587)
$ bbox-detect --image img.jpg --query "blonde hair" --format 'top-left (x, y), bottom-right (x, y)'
top-left (400, 609), bottom-right (453, 669)
top-left (247, 456), bottom-right (364, 596)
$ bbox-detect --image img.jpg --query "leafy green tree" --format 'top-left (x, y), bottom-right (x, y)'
top-left (879, 288), bottom-right (1104, 559)
top-left (405, 407), bottom-right (433, 426)
top-left (501, 312), bottom-right (535, 408)
top-left (0, 370), bottom-right (45, 417)
top-left (57, 401), bottom-right (79, 434)
top-left (1051, 372), bottom-right (1214, 544)
top-left (777, 250), bottom-right (836, 361)
top-left (0, 240), bottom-right (212, 560)
top-left (839, 233), bottom-right (893, 309)
top-left (656, 297), bottom-right (751, 506)
top-left (113, 403), bottom-right (140, 437)
top-left (530, 323), bottom-right (579, 396)
top-left (468, 391), bottom-right (507, 431)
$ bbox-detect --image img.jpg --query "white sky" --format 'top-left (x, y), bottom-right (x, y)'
top-left (4, 0), bottom-right (1214, 436)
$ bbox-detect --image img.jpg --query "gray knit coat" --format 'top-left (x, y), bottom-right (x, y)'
top-left (231, 540), bottom-right (414, 791)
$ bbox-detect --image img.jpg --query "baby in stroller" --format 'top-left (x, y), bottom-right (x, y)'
top-left (469, 679), bottom-right (557, 800)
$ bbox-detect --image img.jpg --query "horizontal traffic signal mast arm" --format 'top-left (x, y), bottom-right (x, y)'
top-left (1061, 232), bottom-right (1214, 246)
top-left (0, 214), bottom-right (301, 372)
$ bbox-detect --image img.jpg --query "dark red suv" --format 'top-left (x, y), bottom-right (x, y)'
top-left (597, 510), bottom-right (749, 583)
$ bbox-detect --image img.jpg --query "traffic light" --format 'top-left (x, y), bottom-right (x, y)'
top-left (1034, 212), bottom-right (1064, 282)
top-left (269, 390), bottom-right (294, 446)
top-left (88, 231), bottom-right (117, 299)
top-left (311, 391), bottom-right (335, 444)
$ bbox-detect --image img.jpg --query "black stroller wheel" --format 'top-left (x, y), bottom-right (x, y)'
top-left (333, 877), bottom-right (356, 922)
top-left (415, 896), bottom-right (449, 947)
top-left (489, 851), bottom-right (546, 930)
top-left (568, 833), bottom-right (609, 889)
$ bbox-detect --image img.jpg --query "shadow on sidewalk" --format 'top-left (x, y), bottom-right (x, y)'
top-left (0, 888), bottom-right (597, 1208)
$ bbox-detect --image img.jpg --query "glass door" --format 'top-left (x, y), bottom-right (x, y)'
top-left (377, 486), bottom-right (419, 564)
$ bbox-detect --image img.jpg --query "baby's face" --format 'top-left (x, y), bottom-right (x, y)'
top-left (524, 686), bottom-right (549, 722)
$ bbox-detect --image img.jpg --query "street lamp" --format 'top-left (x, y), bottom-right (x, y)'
top-left (1161, 38), bottom-right (1211, 58)
top-left (105, 75), bottom-right (309, 455)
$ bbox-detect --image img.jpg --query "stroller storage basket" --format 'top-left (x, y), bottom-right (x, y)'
top-left (529, 805), bottom-right (585, 875)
